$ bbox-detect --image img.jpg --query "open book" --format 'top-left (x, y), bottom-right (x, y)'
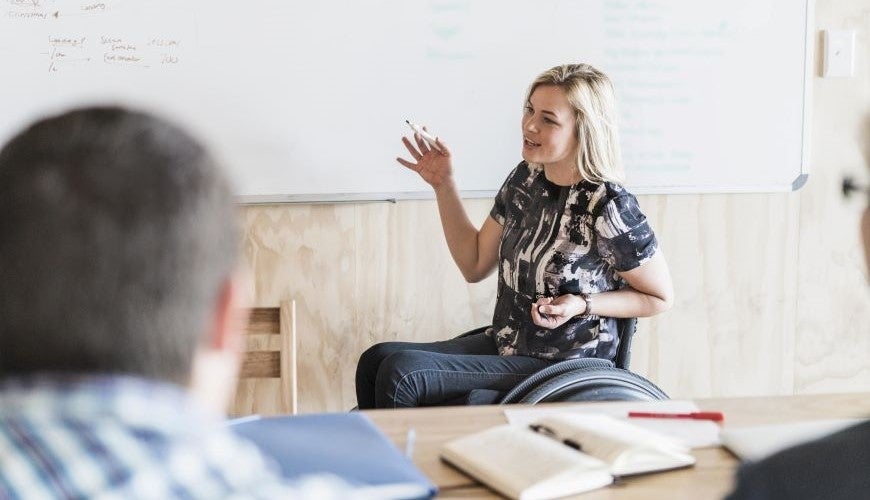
top-left (440, 413), bottom-right (695, 500)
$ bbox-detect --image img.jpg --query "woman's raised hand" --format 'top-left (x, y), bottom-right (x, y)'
top-left (396, 128), bottom-right (453, 189)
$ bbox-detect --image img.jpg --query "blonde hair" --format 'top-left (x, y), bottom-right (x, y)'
top-left (526, 64), bottom-right (624, 184)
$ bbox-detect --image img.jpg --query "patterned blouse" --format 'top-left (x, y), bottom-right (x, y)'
top-left (486, 162), bottom-right (658, 361)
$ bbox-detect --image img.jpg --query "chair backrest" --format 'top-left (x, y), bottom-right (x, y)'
top-left (613, 317), bottom-right (637, 370)
top-left (231, 301), bottom-right (297, 417)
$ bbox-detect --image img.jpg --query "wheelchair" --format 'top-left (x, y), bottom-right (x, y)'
top-left (459, 318), bottom-right (668, 405)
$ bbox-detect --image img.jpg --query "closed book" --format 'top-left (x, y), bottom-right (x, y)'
top-left (231, 412), bottom-right (436, 499)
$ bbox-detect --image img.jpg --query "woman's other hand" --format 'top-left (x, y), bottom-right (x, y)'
top-left (531, 294), bottom-right (586, 329)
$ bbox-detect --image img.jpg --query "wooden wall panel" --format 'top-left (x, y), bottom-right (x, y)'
top-left (794, 0), bottom-right (870, 394)
top-left (242, 200), bottom-right (498, 412)
top-left (632, 193), bottom-right (800, 399)
top-left (243, 205), bottom-right (358, 412)
top-left (238, 0), bottom-right (870, 413)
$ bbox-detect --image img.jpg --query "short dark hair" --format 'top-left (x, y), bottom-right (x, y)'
top-left (0, 106), bottom-right (239, 384)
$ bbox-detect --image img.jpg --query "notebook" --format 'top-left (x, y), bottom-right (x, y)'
top-left (720, 418), bottom-right (868, 462)
top-left (230, 412), bottom-right (436, 499)
top-left (440, 413), bottom-right (695, 500)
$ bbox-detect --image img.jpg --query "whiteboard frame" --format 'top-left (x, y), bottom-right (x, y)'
top-left (229, 0), bottom-right (812, 205)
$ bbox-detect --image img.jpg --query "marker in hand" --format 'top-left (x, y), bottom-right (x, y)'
top-left (405, 119), bottom-right (443, 153)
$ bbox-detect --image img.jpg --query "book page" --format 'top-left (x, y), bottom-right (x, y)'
top-left (535, 414), bottom-right (694, 476)
top-left (440, 424), bottom-right (611, 499)
top-left (504, 400), bottom-right (721, 448)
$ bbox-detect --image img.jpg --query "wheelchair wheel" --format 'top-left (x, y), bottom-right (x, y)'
top-left (499, 358), bottom-right (614, 404)
top-left (517, 367), bottom-right (668, 404)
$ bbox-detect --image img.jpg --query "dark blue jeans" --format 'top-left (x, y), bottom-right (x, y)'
top-left (355, 332), bottom-right (554, 409)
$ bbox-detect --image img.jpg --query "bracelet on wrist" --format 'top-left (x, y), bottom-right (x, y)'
top-left (577, 293), bottom-right (592, 317)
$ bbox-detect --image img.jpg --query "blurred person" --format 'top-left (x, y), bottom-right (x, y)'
top-left (0, 107), bottom-right (351, 499)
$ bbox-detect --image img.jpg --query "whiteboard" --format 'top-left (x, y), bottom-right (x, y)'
top-left (0, 0), bottom-right (813, 203)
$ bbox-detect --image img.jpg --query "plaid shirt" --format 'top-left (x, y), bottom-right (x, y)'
top-left (0, 376), bottom-right (350, 499)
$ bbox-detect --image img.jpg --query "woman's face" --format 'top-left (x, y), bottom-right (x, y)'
top-left (521, 85), bottom-right (579, 170)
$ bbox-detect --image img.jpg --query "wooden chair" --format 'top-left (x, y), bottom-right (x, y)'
top-left (230, 301), bottom-right (297, 417)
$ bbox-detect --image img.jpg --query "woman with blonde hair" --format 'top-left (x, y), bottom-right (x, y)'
top-left (356, 63), bottom-right (673, 408)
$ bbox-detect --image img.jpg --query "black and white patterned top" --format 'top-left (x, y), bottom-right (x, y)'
top-left (486, 162), bottom-right (658, 361)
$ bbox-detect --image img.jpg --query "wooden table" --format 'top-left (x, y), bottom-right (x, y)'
top-left (365, 392), bottom-right (870, 499)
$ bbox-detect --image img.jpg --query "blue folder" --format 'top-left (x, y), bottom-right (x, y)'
top-left (230, 412), bottom-right (437, 499)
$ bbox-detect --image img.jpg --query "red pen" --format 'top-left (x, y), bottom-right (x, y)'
top-left (627, 411), bottom-right (725, 422)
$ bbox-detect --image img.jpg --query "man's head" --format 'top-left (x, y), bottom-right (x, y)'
top-left (0, 106), bottom-right (243, 401)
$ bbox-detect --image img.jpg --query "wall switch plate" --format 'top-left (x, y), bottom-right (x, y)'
top-left (823, 29), bottom-right (855, 78)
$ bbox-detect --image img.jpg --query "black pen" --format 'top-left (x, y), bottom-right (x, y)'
top-left (529, 424), bottom-right (583, 451)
